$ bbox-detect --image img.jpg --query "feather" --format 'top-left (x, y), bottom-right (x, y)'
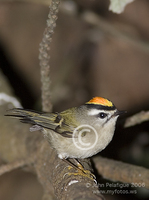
top-left (5, 108), bottom-right (76, 138)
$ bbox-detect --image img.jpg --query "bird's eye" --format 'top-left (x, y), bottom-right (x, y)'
top-left (98, 112), bottom-right (107, 119)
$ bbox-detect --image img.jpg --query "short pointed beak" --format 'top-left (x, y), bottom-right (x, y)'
top-left (113, 110), bottom-right (127, 117)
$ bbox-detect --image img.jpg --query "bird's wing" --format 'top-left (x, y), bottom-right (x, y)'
top-left (5, 108), bottom-right (76, 138)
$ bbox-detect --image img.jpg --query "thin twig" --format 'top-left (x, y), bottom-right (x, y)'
top-left (93, 156), bottom-right (149, 189)
top-left (124, 111), bottom-right (149, 127)
top-left (39, 0), bottom-right (60, 112)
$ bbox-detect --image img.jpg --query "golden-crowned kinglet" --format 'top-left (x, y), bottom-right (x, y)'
top-left (6, 97), bottom-right (124, 160)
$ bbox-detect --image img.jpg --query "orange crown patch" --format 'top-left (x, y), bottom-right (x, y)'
top-left (86, 97), bottom-right (113, 107)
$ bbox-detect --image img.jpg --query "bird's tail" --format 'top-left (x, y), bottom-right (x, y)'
top-left (5, 108), bottom-right (58, 130)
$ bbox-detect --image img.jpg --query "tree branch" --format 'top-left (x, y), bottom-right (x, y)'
top-left (0, 157), bottom-right (33, 176)
top-left (124, 111), bottom-right (149, 128)
top-left (35, 142), bottom-right (104, 200)
top-left (93, 156), bottom-right (149, 189)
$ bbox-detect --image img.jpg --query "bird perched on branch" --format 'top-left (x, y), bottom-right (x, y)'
top-left (6, 97), bottom-right (125, 179)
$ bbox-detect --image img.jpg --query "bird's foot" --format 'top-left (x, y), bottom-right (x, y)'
top-left (63, 158), bottom-right (96, 181)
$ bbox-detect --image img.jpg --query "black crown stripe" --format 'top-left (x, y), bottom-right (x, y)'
top-left (85, 103), bottom-right (116, 111)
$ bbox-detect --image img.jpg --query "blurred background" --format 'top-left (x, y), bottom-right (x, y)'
top-left (0, 0), bottom-right (149, 199)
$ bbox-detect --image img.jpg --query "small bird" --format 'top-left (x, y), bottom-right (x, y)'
top-left (6, 97), bottom-right (125, 176)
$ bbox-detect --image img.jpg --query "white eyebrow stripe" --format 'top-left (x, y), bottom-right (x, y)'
top-left (88, 109), bottom-right (100, 116)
